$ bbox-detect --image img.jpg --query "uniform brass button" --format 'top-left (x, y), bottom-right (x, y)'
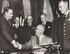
top-left (48, 26), bottom-right (50, 28)
top-left (64, 23), bottom-right (65, 25)
top-left (64, 30), bottom-right (66, 32)
top-left (64, 27), bottom-right (65, 29)
top-left (64, 33), bottom-right (66, 35)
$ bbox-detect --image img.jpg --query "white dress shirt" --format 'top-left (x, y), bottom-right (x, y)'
top-left (39, 35), bottom-right (43, 45)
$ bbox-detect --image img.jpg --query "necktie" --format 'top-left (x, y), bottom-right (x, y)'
top-left (8, 21), bottom-right (11, 25)
top-left (37, 37), bottom-right (39, 45)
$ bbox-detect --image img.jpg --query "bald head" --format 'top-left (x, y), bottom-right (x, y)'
top-left (27, 15), bottom-right (32, 20)
top-left (15, 17), bottom-right (19, 21)
top-left (36, 25), bottom-right (45, 32)
top-left (58, 0), bottom-right (68, 14)
top-left (35, 25), bottom-right (45, 37)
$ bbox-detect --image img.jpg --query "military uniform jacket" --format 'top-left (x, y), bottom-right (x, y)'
top-left (59, 13), bottom-right (70, 51)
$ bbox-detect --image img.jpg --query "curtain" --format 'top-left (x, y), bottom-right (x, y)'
top-left (68, 0), bottom-right (70, 18)
top-left (22, 0), bottom-right (31, 19)
top-left (0, 0), bottom-right (2, 15)
top-left (30, 0), bottom-right (44, 25)
top-left (1, 0), bottom-right (9, 13)
top-left (43, 0), bottom-right (54, 22)
top-left (9, 0), bottom-right (23, 16)
top-left (69, 0), bottom-right (70, 9)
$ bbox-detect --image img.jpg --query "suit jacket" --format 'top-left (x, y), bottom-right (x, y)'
top-left (39, 35), bottom-right (53, 45)
top-left (29, 35), bottom-right (53, 54)
top-left (23, 35), bottom-right (53, 50)
top-left (59, 13), bottom-right (70, 51)
top-left (0, 16), bottom-right (17, 51)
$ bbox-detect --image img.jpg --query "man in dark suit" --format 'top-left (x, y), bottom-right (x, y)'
top-left (0, 6), bottom-right (21, 54)
top-left (40, 13), bottom-right (52, 37)
top-left (23, 15), bottom-right (35, 42)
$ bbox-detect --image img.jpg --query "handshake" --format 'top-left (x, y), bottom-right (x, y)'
top-left (12, 40), bottom-right (22, 49)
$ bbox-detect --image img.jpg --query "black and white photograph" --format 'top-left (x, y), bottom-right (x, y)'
top-left (0, 0), bottom-right (69, 54)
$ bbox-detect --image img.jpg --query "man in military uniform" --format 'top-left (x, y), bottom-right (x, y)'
top-left (58, 0), bottom-right (70, 54)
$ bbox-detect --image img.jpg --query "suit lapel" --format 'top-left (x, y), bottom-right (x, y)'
top-left (39, 35), bottom-right (49, 45)
top-left (31, 36), bottom-right (38, 48)
top-left (2, 16), bottom-right (13, 35)
top-left (3, 16), bottom-right (11, 27)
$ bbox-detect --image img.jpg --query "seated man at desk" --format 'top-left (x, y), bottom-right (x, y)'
top-left (23, 24), bottom-right (53, 54)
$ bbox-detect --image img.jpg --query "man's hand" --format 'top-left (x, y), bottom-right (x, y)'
top-left (12, 40), bottom-right (22, 49)
top-left (16, 42), bottom-right (22, 49)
